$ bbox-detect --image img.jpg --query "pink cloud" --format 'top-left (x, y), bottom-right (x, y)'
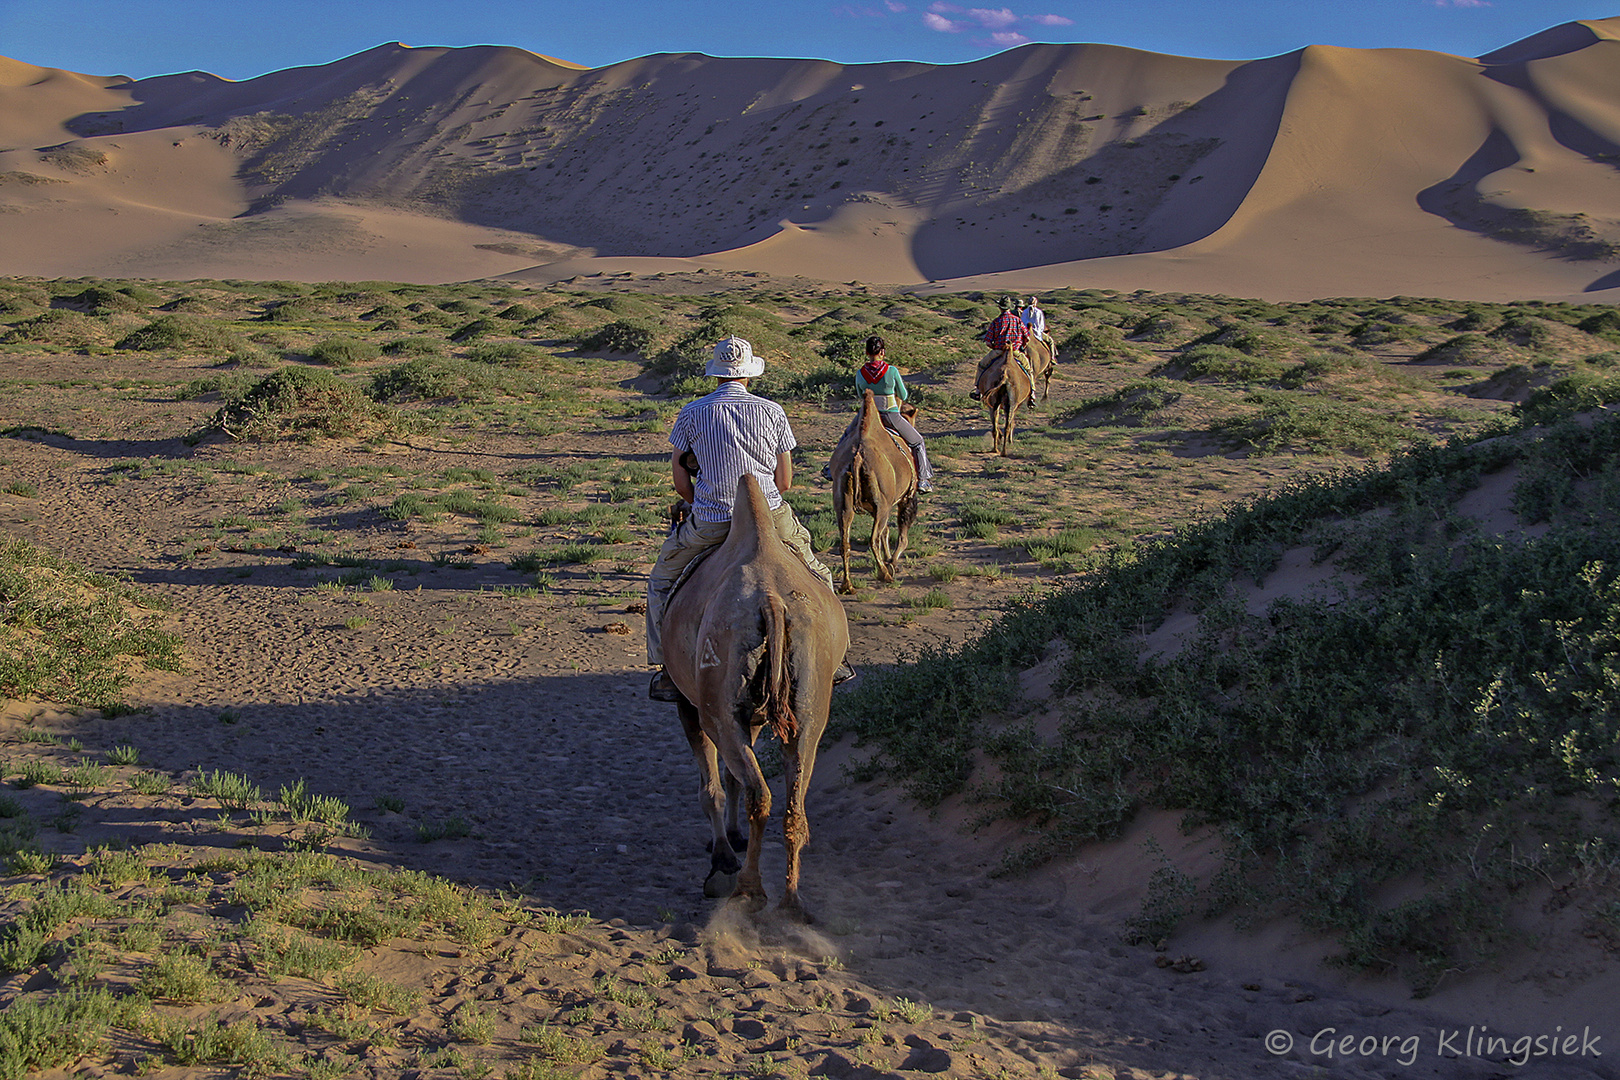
top-left (968, 6), bottom-right (1019, 28)
top-left (921, 5), bottom-right (1074, 38)
top-left (886, 0), bottom-right (908, 10)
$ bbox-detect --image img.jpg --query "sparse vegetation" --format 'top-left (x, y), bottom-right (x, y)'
top-left (7, 273), bottom-right (1620, 1043)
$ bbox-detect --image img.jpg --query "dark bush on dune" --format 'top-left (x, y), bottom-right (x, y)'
top-left (1414, 333), bottom-right (1494, 365)
top-left (58, 284), bottom-right (150, 315)
top-left (1488, 314), bottom-right (1557, 348)
top-left (450, 318), bottom-right (502, 343)
top-left (1577, 309), bottom-right (1620, 339)
top-left (1515, 371), bottom-right (1620, 425)
top-left (578, 320), bottom-right (654, 355)
top-left (116, 314), bottom-right (239, 352)
top-left (4, 309), bottom-right (106, 348)
top-left (307, 336), bottom-right (380, 366)
top-left (200, 367), bottom-right (395, 441)
top-left (260, 299), bottom-right (322, 324)
top-left (1159, 343), bottom-right (1286, 383)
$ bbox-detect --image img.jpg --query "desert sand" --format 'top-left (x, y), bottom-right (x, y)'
top-left (1, 19), bottom-right (1619, 299)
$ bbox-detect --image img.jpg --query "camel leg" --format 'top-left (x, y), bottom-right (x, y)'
top-left (869, 500), bottom-right (894, 582)
top-left (777, 719), bottom-right (824, 923)
top-left (1002, 397), bottom-right (1019, 456)
top-left (836, 488), bottom-right (857, 595)
top-left (679, 698), bottom-right (742, 898)
top-left (712, 712), bottom-right (771, 909)
top-left (892, 492), bottom-right (917, 570)
top-left (722, 770), bottom-right (746, 854)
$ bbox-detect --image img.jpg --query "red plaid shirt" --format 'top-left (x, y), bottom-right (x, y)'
top-left (983, 312), bottom-right (1029, 351)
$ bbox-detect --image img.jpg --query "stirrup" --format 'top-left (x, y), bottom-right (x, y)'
top-left (833, 661), bottom-right (857, 686)
top-left (648, 670), bottom-right (683, 702)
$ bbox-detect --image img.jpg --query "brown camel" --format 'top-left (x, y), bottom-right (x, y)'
top-left (660, 473), bottom-right (851, 920)
top-left (977, 349), bottom-right (1035, 455)
top-left (1025, 335), bottom-right (1056, 403)
top-left (829, 389), bottom-right (918, 593)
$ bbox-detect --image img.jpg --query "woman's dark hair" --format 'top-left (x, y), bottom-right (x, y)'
top-left (865, 335), bottom-right (886, 358)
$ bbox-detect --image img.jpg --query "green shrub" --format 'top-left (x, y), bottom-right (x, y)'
top-left (1064, 379), bottom-right (1182, 426)
top-left (308, 337), bottom-right (380, 366)
top-left (1515, 372), bottom-right (1620, 425)
top-left (465, 342), bottom-right (544, 366)
top-left (837, 415), bottom-right (1620, 989)
top-left (202, 367), bottom-right (396, 441)
top-left (3, 310), bottom-right (105, 348)
top-left (1415, 333), bottom-right (1493, 365)
top-left (381, 337), bottom-right (444, 357)
top-left (449, 318), bottom-right (502, 343)
top-left (261, 299), bottom-right (321, 323)
top-left (369, 356), bottom-right (536, 403)
top-left (1164, 344), bottom-right (1285, 383)
top-left (1210, 390), bottom-right (1410, 455)
top-left (1577, 309), bottom-right (1620, 339)
top-left (1489, 315), bottom-right (1556, 349)
top-left (1057, 323), bottom-right (1127, 361)
top-left (116, 314), bottom-right (239, 352)
top-left (578, 320), bottom-right (653, 354)
top-left (59, 284), bottom-right (146, 315)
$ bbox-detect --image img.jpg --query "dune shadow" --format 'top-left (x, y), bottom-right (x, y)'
top-left (910, 51), bottom-right (1302, 279)
top-left (1586, 267), bottom-right (1620, 293)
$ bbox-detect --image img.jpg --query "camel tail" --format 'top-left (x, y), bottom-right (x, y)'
top-left (846, 446), bottom-right (866, 510)
top-left (764, 594), bottom-right (798, 744)
top-left (977, 364), bottom-right (1008, 402)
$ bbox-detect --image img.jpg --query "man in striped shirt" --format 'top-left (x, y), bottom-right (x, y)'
top-left (646, 336), bottom-right (852, 701)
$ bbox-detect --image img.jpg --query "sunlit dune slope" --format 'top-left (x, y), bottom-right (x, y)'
top-left (0, 21), bottom-right (1616, 298)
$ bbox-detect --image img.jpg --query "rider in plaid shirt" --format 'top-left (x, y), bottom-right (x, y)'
top-left (971, 297), bottom-right (1033, 405)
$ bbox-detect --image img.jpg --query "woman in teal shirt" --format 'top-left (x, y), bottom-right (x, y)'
top-left (857, 335), bottom-right (934, 492)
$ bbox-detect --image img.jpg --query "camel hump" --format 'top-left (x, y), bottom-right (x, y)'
top-left (720, 473), bottom-right (775, 560)
top-left (859, 388), bottom-right (886, 435)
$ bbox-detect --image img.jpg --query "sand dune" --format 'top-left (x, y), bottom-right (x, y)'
top-left (1, 20), bottom-right (1618, 298)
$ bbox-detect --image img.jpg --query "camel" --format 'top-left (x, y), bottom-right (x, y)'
top-left (977, 349), bottom-right (1035, 456)
top-left (829, 390), bottom-right (918, 593)
top-left (659, 473), bottom-right (851, 920)
top-left (1024, 334), bottom-right (1056, 403)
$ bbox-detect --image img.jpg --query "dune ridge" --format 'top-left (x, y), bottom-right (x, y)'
top-left (0, 19), bottom-right (1617, 297)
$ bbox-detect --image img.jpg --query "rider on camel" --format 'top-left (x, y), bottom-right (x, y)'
top-left (645, 336), bottom-right (855, 702)
top-left (855, 335), bottom-right (934, 493)
top-left (971, 296), bottom-right (1034, 407)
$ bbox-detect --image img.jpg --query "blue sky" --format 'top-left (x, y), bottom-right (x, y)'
top-left (0, 0), bottom-right (1606, 80)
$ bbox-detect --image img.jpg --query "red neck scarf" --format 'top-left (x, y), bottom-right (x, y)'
top-left (860, 358), bottom-right (889, 384)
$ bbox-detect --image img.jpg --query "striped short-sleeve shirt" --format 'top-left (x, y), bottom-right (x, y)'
top-left (670, 381), bottom-right (797, 523)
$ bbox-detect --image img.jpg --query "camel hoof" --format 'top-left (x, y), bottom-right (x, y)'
top-left (703, 869), bottom-right (738, 899)
top-left (728, 891), bottom-right (768, 913)
top-left (776, 899), bottom-right (814, 924)
top-left (838, 583), bottom-right (855, 595)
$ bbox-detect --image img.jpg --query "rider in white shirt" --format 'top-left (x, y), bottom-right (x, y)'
top-left (1021, 296), bottom-right (1048, 344)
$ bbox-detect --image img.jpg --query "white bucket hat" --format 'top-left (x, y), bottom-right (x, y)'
top-left (706, 336), bottom-right (764, 378)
